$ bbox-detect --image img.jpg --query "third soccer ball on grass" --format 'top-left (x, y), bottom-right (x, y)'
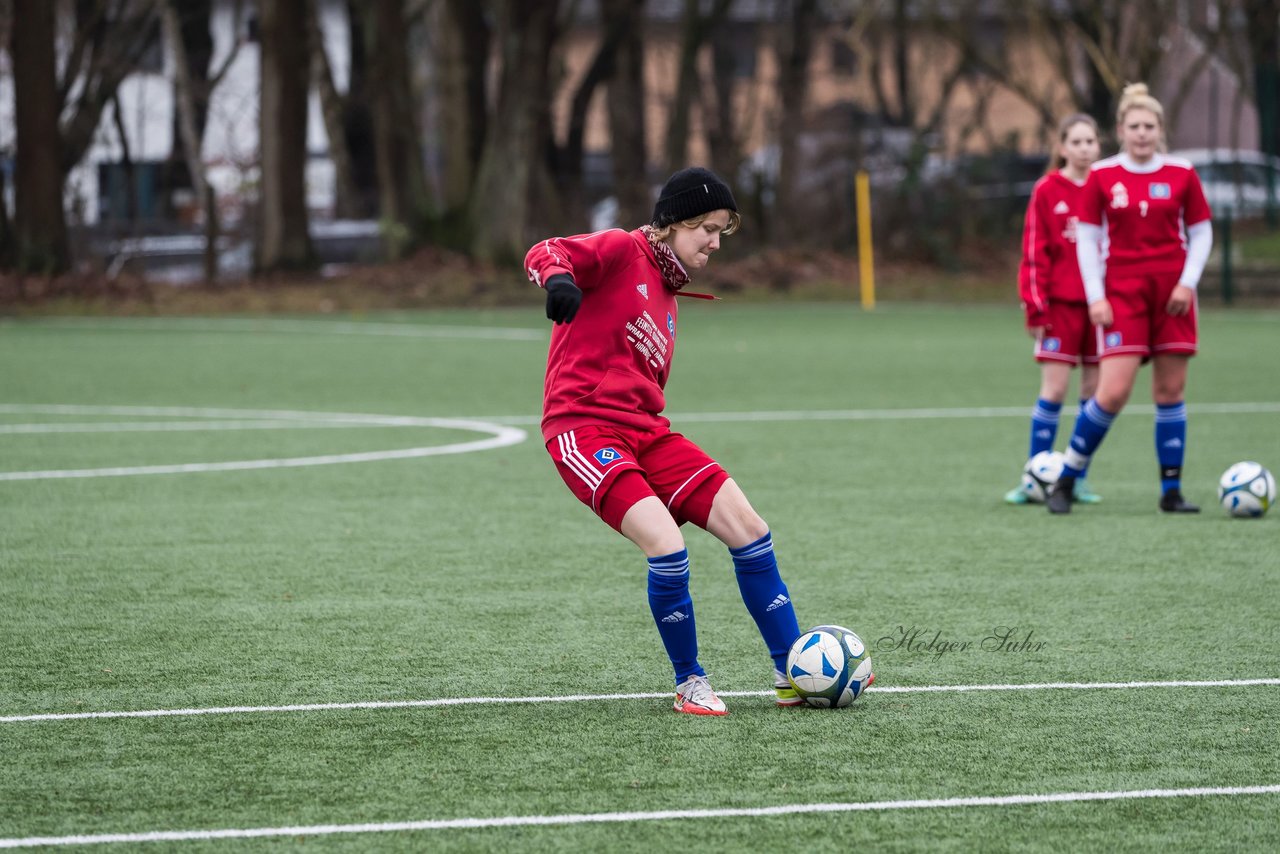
top-left (786, 625), bottom-right (874, 708)
top-left (1022, 450), bottom-right (1066, 503)
top-left (1218, 461), bottom-right (1275, 518)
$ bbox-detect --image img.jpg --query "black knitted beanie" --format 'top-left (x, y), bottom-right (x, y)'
top-left (651, 167), bottom-right (738, 227)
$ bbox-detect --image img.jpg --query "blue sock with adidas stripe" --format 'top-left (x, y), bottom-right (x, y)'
top-left (1028, 398), bottom-right (1061, 458)
top-left (1077, 398), bottom-right (1092, 477)
top-left (1155, 402), bottom-right (1188, 493)
top-left (646, 549), bottom-right (703, 684)
top-left (1061, 398), bottom-right (1116, 478)
top-left (729, 532), bottom-right (800, 673)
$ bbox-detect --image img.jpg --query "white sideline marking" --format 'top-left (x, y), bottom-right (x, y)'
top-left (670, 401), bottom-right (1280, 423)
top-left (475, 400), bottom-right (1280, 426)
top-left (2, 785), bottom-right (1277, 848)
top-left (2, 317), bottom-right (546, 341)
top-left (0, 420), bottom-right (401, 435)
top-left (0, 405), bottom-right (526, 481)
top-left (4, 678), bottom-right (1277, 724)
top-left (2, 401), bottom-right (1276, 478)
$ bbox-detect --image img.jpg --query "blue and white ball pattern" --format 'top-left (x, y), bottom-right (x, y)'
top-left (1021, 450), bottom-right (1066, 503)
top-left (786, 625), bottom-right (873, 709)
top-left (1218, 461), bottom-right (1275, 518)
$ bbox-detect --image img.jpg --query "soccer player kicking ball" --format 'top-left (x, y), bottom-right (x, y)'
top-left (1048, 83), bottom-right (1212, 514)
top-left (525, 167), bottom-right (812, 715)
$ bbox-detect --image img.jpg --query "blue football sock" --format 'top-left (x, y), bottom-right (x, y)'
top-left (647, 549), bottom-right (702, 684)
top-left (729, 532), bottom-right (801, 673)
top-left (1061, 398), bottom-right (1117, 478)
top-left (1155, 402), bottom-right (1188, 493)
top-left (1077, 398), bottom-right (1092, 478)
top-left (1028, 398), bottom-right (1062, 458)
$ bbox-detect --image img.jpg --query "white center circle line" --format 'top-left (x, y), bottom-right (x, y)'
top-left (0, 405), bottom-right (527, 481)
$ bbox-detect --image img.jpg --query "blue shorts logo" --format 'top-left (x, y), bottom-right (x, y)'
top-left (667, 312), bottom-right (675, 339)
top-left (1042, 337), bottom-right (1061, 352)
top-left (1105, 332), bottom-right (1123, 348)
top-left (593, 447), bottom-right (625, 468)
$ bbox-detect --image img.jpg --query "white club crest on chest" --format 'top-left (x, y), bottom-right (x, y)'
top-left (1109, 182), bottom-right (1129, 209)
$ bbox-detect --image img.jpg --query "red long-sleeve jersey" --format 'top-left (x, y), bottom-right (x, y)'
top-left (525, 228), bottom-right (680, 441)
top-left (1018, 172), bottom-right (1089, 326)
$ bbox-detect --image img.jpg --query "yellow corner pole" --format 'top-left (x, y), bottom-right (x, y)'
top-left (855, 170), bottom-right (875, 310)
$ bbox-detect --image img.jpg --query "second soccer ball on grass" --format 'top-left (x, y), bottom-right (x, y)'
top-left (1218, 461), bottom-right (1275, 518)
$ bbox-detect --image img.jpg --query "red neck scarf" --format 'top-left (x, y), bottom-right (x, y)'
top-left (640, 225), bottom-right (691, 292)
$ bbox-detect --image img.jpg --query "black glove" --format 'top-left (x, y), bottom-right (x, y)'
top-left (544, 274), bottom-right (583, 324)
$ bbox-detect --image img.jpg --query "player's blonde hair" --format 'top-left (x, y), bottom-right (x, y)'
top-left (650, 210), bottom-right (741, 241)
top-left (1116, 83), bottom-right (1167, 152)
top-left (1117, 83), bottom-right (1164, 125)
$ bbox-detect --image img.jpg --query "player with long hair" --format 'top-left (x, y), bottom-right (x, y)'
top-left (1047, 83), bottom-right (1213, 514)
top-left (525, 167), bottom-right (844, 715)
top-left (1006, 113), bottom-right (1104, 505)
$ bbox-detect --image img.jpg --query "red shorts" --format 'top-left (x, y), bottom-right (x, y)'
top-left (1098, 271), bottom-right (1198, 359)
top-left (546, 424), bottom-right (730, 532)
top-left (1033, 300), bottom-right (1099, 365)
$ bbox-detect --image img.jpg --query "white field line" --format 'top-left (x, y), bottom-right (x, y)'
top-left (4, 678), bottom-right (1277, 724)
top-left (2, 785), bottom-right (1278, 848)
top-left (1, 401), bottom-right (1276, 478)
top-left (475, 400), bottom-right (1280, 426)
top-left (0, 406), bottom-right (526, 481)
top-left (0, 420), bottom-right (403, 435)
top-left (1, 317), bottom-right (546, 341)
top-left (0, 404), bottom-right (500, 424)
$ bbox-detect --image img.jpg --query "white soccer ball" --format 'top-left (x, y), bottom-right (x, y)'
top-left (785, 625), bottom-right (874, 709)
top-left (1021, 450), bottom-right (1066, 503)
top-left (1218, 461), bottom-right (1275, 518)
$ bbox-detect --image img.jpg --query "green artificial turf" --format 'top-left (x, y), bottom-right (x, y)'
top-left (1, 304), bottom-right (1277, 851)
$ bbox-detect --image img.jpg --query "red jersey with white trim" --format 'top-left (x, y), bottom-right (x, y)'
top-left (1079, 153), bottom-right (1211, 276)
top-left (1019, 172), bottom-right (1089, 323)
top-left (525, 228), bottom-right (679, 441)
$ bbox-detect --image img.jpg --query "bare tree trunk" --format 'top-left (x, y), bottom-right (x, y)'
top-left (603, 0), bottom-right (649, 226)
top-left (554, 4), bottom-right (635, 225)
top-left (439, 0), bottom-right (491, 215)
top-left (163, 2), bottom-right (220, 284)
top-left (342, 0), bottom-right (378, 215)
top-left (366, 0), bottom-right (432, 258)
top-left (468, 0), bottom-right (560, 264)
top-left (0, 166), bottom-right (11, 271)
top-left (894, 0), bottom-right (913, 120)
top-left (309, 4), bottom-right (362, 219)
top-left (166, 0), bottom-right (213, 204)
top-left (258, 0), bottom-right (315, 272)
top-left (109, 93), bottom-right (139, 226)
top-left (11, 0), bottom-right (68, 273)
top-left (775, 0), bottom-right (819, 241)
top-left (704, 25), bottom-right (748, 184)
top-left (1247, 0), bottom-right (1280, 158)
top-left (59, 1), bottom-right (160, 176)
top-left (664, 0), bottom-right (734, 173)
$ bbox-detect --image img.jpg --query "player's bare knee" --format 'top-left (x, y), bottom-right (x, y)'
top-left (1151, 378), bottom-right (1186, 404)
top-left (708, 483), bottom-right (768, 546)
top-left (1096, 386), bottom-right (1131, 412)
top-left (620, 496), bottom-right (685, 557)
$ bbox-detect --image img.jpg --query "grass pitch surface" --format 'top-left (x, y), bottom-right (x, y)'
top-left (1, 304), bottom-right (1278, 851)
